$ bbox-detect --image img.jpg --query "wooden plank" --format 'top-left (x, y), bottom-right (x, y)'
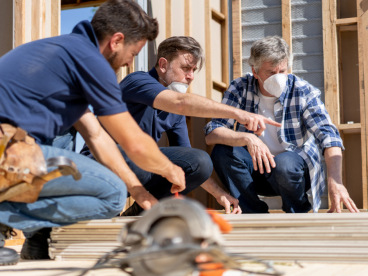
top-left (184, 0), bottom-right (191, 37)
top-left (31, 0), bottom-right (42, 41)
top-left (281, 0), bottom-right (292, 73)
top-left (51, 0), bottom-right (61, 36)
top-left (336, 17), bottom-right (358, 25)
top-left (212, 8), bottom-right (226, 22)
top-left (221, 0), bottom-right (229, 87)
top-left (61, 0), bottom-right (104, 10)
top-left (204, 0), bottom-right (212, 100)
top-left (165, 0), bottom-right (171, 37)
top-left (338, 123), bottom-right (362, 134)
top-left (359, 8), bottom-right (368, 209)
top-left (322, 1), bottom-right (340, 125)
top-left (49, 213), bottom-right (368, 262)
top-left (14, 0), bottom-right (26, 47)
top-left (232, 0), bottom-right (242, 79)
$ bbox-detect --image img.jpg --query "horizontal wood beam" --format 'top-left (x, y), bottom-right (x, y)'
top-left (213, 79), bottom-right (227, 91)
top-left (61, 0), bottom-right (105, 10)
top-left (212, 8), bottom-right (226, 22)
top-left (336, 17), bottom-right (358, 26)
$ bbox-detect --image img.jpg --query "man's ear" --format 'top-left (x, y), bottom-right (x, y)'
top-left (110, 32), bottom-right (125, 51)
top-left (158, 57), bottom-right (168, 73)
top-left (251, 66), bottom-right (258, 79)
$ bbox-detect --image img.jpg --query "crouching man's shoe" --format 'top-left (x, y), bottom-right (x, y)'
top-left (20, 228), bottom-right (51, 260)
top-left (0, 223), bottom-right (19, 266)
top-left (121, 202), bottom-right (144, 216)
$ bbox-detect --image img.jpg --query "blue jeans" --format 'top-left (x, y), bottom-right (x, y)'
top-left (119, 146), bottom-right (213, 199)
top-left (0, 145), bottom-right (126, 235)
top-left (211, 144), bottom-right (311, 213)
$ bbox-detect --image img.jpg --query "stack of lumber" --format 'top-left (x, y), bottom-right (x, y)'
top-left (49, 213), bottom-right (368, 262)
top-left (222, 212), bottom-right (368, 262)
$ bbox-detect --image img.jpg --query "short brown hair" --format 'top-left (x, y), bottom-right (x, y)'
top-left (155, 36), bottom-right (204, 71)
top-left (91, 0), bottom-right (159, 44)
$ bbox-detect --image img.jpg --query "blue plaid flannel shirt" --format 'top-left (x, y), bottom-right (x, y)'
top-left (205, 73), bottom-right (344, 212)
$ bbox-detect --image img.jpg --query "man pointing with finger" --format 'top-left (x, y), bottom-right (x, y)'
top-left (205, 36), bottom-right (359, 214)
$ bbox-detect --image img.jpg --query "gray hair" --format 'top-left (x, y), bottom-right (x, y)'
top-left (248, 36), bottom-right (292, 72)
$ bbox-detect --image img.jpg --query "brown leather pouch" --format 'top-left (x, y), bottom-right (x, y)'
top-left (0, 124), bottom-right (48, 203)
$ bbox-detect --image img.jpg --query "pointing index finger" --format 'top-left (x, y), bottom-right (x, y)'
top-left (265, 118), bottom-right (281, 127)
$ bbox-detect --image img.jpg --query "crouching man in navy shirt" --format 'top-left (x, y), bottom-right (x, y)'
top-left (0, 0), bottom-right (186, 265)
top-left (82, 36), bottom-right (281, 216)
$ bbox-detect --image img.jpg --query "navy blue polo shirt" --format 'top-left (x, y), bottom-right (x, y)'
top-left (120, 67), bottom-right (191, 147)
top-left (0, 20), bottom-right (128, 144)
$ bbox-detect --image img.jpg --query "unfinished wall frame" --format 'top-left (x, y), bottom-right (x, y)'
top-left (323, 0), bottom-right (368, 209)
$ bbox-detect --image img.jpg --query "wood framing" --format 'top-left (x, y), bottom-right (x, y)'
top-left (14, 0), bottom-right (26, 47)
top-left (220, 0), bottom-right (229, 87)
top-left (61, 0), bottom-right (105, 10)
top-left (281, 0), bottom-right (292, 73)
top-left (322, 0), bottom-right (340, 126)
top-left (359, 5), bottom-right (368, 209)
top-left (322, 0), bottom-right (368, 209)
top-left (232, 0), bottom-right (242, 79)
top-left (165, 0), bottom-right (171, 37)
top-left (204, 0), bottom-right (212, 100)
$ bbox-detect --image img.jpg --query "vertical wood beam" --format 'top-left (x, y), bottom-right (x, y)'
top-left (358, 4), bottom-right (368, 209)
top-left (322, 0), bottom-right (340, 125)
top-left (51, 0), bottom-right (61, 36)
top-left (165, 0), bottom-right (171, 37)
top-left (31, 0), bottom-right (42, 41)
top-left (205, 0), bottom-right (212, 100)
top-left (221, 0), bottom-right (229, 86)
top-left (184, 0), bottom-right (191, 36)
top-left (14, 0), bottom-right (26, 47)
top-left (184, 0), bottom-right (193, 145)
top-left (281, 0), bottom-right (292, 72)
top-left (232, 0), bottom-right (242, 79)
top-left (322, 0), bottom-right (339, 210)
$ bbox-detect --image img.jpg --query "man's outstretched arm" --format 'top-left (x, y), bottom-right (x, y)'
top-left (153, 90), bottom-right (281, 135)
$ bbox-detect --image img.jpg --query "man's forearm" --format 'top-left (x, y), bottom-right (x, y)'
top-left (154, 90), bottom-right (240, 119)
top-left (205, 126), bottom-right (252, 147)
top-left (200, 177), bottom-right (227, 198)
top-left (324, 147), bottom-right (343, 184)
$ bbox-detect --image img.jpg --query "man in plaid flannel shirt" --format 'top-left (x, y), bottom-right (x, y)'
top-left (205, 36), bottom-right (358, 213)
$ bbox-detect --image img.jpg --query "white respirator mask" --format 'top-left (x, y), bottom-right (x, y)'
top-left (260, 73), bottom-right (287, 98)
top-left (167, 82), bottom-right (189, 94)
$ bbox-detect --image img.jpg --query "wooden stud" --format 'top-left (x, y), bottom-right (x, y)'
top-left (221, 0), bottom-right (229, 87)
top-left (51, 0), bottom-right (61, 37)
top-left (232, 0), bottom-right (242, 79)
top-left (359, 4), bottom-right (368, 209)
top-left (31, 0), bottom-right (42, 41)
top-left (336, 17), bottom-right (358, 25)
top-left (322, 0), bottom-right (340, 210)
top-left (281, 0), bottom-right (292, 73)
top-left (322, 0), bottom-right (340, 126)
top-left (184, 0), bottom-right (193, 145)
top-left (165, 0), bottom-right (171, 37)
top-left (204, 0), bottom-right (212, 100)
top-left (61, 0), bottom-right (105, 10)
top-left (14, 0), bottom-right (26, 47)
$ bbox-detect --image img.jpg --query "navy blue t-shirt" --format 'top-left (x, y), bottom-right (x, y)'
top-left (0, 20), bottom-right (128, 144)
top-left (120, 67), bottom-right (191, 147)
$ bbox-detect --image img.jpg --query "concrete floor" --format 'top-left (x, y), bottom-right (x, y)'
top-left (2, 246), bottom-right (368, 276)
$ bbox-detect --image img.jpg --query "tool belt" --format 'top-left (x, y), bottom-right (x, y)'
top-left (0, 123), bottom-right (81, 203)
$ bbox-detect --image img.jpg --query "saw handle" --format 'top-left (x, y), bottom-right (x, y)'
top-left (206, 210), bottom-right (232, 234)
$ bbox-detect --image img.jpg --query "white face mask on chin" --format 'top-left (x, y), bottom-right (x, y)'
top-left (167, 82), bottom-right (189, 94)
top-left (259, 73), bottom-right (287, 98)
